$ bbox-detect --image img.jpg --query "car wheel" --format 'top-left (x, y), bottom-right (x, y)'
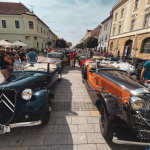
top-left (130, 73), bottom-right (137, 81)
top-left (41, 103), bottom-right (51, 125)
top-left (82, 65), bottom-right (87, 79)
top-left (99, 103), bottom-right (113, 140)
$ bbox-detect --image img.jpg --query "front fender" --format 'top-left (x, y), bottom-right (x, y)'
top-left (97, 93), bottom-right (119, 118)
top-left (17, 89), bottom-right (50, 116)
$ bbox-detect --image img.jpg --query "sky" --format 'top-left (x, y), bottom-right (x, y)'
top-left (1, 0), bottom-right (119, 46)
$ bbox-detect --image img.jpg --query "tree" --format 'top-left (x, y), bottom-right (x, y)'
top-left (56, 39), bottom-right (67, 48)
top-left (83, 37), bottom-right (98, 48)
top-left (76, 42), bottom-right (84, 49)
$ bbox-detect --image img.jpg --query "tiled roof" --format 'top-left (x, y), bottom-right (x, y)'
top-left (0, 2), bottom-right (29, 15)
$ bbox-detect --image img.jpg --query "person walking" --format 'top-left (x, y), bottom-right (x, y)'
top-left (44, 48), bottom-right (47, 57)
top-left (0, 49), bottom-right (12, 80)
top-left (73, 50), bottom-right (77, 67)
top-left (140, 61), bottom-right (150, 84)
top-left (27, 48), bottom-right (38, 62)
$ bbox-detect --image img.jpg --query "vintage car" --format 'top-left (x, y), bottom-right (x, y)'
top-left (80, 58), bottom-right (94, 69)
top-left (0, 62), bottom-right (60, 134)
top-left (44, 52), bottom-right (69, 66)
top-left (82, 61), bottom-right (150, 146)
top-left (77, 54), bottom-right (87, 65)
top-left (93, 52), bottom-right (105, 60)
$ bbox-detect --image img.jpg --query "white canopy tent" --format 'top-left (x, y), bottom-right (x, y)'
top-left (0, 40), bottom-right (12, 46)
top-left (12, 41), bottom-right (27, 47)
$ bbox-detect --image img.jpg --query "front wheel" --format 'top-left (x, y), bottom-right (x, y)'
top-left (99, 103), bottom-right (113, 140)
top-left (41, 103), bottom-right (51, 125)
top-left (130, 73), bottom-right (137, 81)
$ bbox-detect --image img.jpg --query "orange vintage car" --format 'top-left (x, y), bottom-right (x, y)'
top-left (82, 61), bottom-right (150, 146)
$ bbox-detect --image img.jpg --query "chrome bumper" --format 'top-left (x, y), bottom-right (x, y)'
top-left (9, 120), bottom-right (42, 128)
top-left (113, 136), bottom-right (150, 146)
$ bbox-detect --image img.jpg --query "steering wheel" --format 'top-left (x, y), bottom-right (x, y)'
top-left (37, 68), bottom-right (46, 71)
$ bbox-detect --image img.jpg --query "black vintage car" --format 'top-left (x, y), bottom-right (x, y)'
top-left (82, 61), bottom-right (150, 146)
top-left (0, 62), bottom-right (60, 133)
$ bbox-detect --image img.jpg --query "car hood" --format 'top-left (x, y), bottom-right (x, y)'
top-left (99, 70), bottom-right (148, 94)
top-left (0, 72), bottom-right (46, 90)
top-left (44, 58), bottom-right (60, 64)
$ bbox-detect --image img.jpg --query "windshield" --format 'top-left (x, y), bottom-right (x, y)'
top-left (13, 62), bottom-right (48, 72)
top-left (47, 53), bottom-right (61, 58)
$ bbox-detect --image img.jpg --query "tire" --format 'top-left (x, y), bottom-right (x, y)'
top-left (41, 103), bottom-right (51, 126)
top-left (130, 73), bottom-right (137, 81)
top-left (99, 103), bottom-right (113, 140)
top-left (82, 65), bottom-right (87, 79)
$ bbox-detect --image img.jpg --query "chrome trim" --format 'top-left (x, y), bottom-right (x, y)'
top-left (140, 130), bottom-right (150, 133)
top-left (131, 88), bottom-right (149, 95)
top-left (9, 120), bottom-right (42, 128)
top-left (3, 94), bottom-right (14, 108)
top-left (113, 136), bottom-right (150, 146)
top-left (1, 99), bottom-right (14, 112)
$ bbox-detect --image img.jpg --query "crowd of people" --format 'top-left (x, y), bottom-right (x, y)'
top-left (0, 46), bottom-right (39, 80)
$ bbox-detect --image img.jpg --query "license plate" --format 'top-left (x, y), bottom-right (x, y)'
top-left (146, 147), bottom-right (150, 150)
top-left (0, 125), bottom-right (10, 134)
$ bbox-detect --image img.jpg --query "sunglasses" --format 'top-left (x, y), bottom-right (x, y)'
top-left (6, 48), bottom-right (10, 49)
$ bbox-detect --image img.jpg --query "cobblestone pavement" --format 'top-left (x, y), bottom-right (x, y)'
top-left (0, 64), bottom-right (146, 150)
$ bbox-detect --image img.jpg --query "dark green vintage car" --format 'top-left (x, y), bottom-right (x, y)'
top-left (0, 62), bottom-right (60, 134)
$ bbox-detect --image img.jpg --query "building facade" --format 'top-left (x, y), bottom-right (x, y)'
top-left (98, 15), bottom-right (112, 51)
top-left (108, 0), bottom-right (150, 59)
top-left (0, 2), bottom-right (57, 50)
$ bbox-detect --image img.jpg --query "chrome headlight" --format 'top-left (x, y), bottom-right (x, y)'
top-left (130, 97), bottom-right (144, 111)
top-left (21, 89), bottom-right (33, 100)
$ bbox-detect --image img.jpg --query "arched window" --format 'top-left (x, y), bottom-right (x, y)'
top-left (110, 42), bottom-right (113, 51)
top-left (142, 38), bottom-right (150, 53)
top-left (144, 14), bottom-right (150, 27)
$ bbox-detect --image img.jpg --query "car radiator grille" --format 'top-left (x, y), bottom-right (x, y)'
top-left (0, 89), bottom-right (16, 125)
top-left (133, 94), bottom-right (150, 142)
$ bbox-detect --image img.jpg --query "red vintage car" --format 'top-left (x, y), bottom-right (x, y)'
top-left (80, 58), bottom-right (94, 69)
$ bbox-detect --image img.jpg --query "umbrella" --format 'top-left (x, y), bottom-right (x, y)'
top-left (12, 41), bottom-right (27, 46)
top-left (0, 40), bottom-right (12, 46)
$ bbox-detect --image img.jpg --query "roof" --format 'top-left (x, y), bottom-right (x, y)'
top-left (0, 2), bottom-right (49, 28)
top-left (101, 15), bottom-right (113, 25)
top-left (0, 2), bottom-right (29, 15)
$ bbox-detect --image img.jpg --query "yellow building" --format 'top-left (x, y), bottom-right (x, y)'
top-left (0, 2), bottom-right (54, 50)
top-left (108, 0), bottom-right (150, 59)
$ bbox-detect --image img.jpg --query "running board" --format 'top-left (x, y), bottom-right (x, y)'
top-left (84, 79), bottom-right (95, 91)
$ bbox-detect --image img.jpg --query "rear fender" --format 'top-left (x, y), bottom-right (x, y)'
top-left (97, 93), bottom-right (119, 118)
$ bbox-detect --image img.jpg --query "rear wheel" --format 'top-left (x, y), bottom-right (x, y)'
top-left (41, 103), bottom-right (51, 125)
top-left (99, 103), bottom-right (113, 140)
top-left (82, 65), bottom-right (87, 79)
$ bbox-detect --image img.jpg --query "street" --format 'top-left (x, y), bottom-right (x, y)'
top-left (0, 62), bottom-right (146, 150)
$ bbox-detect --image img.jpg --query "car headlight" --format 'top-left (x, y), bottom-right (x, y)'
top-left (21, 89), bottom-right (33, 100)
top-left (130, 97), bottom-right (144, 111)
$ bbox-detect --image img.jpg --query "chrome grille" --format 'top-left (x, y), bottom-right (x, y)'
top-left (0, 89), bottom-right (16, 125)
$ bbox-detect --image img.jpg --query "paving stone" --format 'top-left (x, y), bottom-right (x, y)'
top-left (38, 125), bottom-right (58, 134)
top-left (90, 111), bottom-right (99, 117)
top-left (0, 135), bottom-right (25, 147)
top-left (96, 144), bottom-right (112, 150)
top-left (52, 145), bottom-right (78, 150)
top-left (75, 111), bottom-right (91, 117)
top-left (48, 118), bottom-right (56, 125)
top-left (86, 133), bottom-right (106, 144)
top-left (44, 134), bottom-right (68, 145)
top-left (72, 117), bottom-right (88, 124)
top-left (78, 144), bottom-right (97, 150)
top-left (0, 147), bottom-right (28, 150)
top-left (68, 133), bottom-right (87, 144)
top-left (87, 117), bottom-right (99, 124)
top-left (58, 125), bottom-right (78, 133)
top-left (118, 145), bottom-right (145, 150)
top-left (93, 124), bottom-right (101, 133)
top-left (28, 146), bottom-right (52, 150)
top-left (23, 135), bottom-right (45, 146)
top-left (78, 124), bottom-right (95, 133)
top-left (56, 117), bottom-right (71, 125)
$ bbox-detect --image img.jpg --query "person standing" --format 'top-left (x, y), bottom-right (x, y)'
top-left (68, 51), bottom-right (74, 68)
top-left (27, 48), bottom-right (38, 62)
top-left (36, 47), bottom-right (39, 56)
top-left (20, 49), bottom-right (26, 62)
top-left (90, 50), bottom-right (94, 58)
top-left (44, 48), bottom-right (47, 57)
top-left (140, 61), bottom-right (150, 84)
top-left (0, 50), bottom-right (12, 80)
top-left (73, 50), bottom-right (77, 67)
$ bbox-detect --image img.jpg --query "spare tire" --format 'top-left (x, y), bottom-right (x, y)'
top-left (82, 65), bottom-right (87, 79)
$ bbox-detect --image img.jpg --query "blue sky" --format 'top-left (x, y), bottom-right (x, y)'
top-left (2, 0), bottom-right (119, 46)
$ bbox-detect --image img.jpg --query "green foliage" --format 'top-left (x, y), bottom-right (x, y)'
top-left (76, 42), bottom-right (84, 49)
top-left (56, 39), bottom-right (67, 48)
top-left (83, 37), bottom-right (98, 48)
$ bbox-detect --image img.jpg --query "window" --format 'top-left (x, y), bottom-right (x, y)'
top-left (41, 27), bottom-right (42, 33)
top-left (135, 0), bottom-right (139, 10)
top-left (142, 38), bottom-right (150, 53)
top-left (119, 25), bottom-right (122, 34)
top-left (28, 21), bottom-right (34, 29)
top-left (47, 31), bottom-right (48, 36)
top-left (15, 20), bottom-right (20, 28)
top-left (121, 9), bottom-right (124, 18)
top-left (113, 27), bottom-right (116, 35)
top-left (2, 20), bottom-right (6, 28)
top-left (110, 42), bottom-right (113, 51)
top-left (104, 23), bottom-right (108, 31)
top-left (44, 29), bottom-right (46, 35)
top-left (115, 13), bottom-right (118, 22)
top-left (131, 19), bottom-right (136, 30)
top-left (105, 34), bottom-right (108, 41)
top-left (144, 14), bottom-right (150, 27)
top-left (37, 25), bottom-right (38, 31)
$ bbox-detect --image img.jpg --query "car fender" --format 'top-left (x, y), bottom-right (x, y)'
top-left (97, 93), bottom-right (119, 118)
